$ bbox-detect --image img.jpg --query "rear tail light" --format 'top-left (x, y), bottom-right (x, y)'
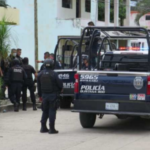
top-left (74, 74), bottom-right (79, 93)
top-left (147, 76), bottom-right (150, 95)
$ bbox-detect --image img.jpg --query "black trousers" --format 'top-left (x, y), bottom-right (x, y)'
top-left (1, 78), bottom-right (6, 98)
top-left (41, 94), bottom-right (57, 125)
top-left (22, 84), bottom-right (36, 104)
top-left (10, 83), bottom-right (22, 104)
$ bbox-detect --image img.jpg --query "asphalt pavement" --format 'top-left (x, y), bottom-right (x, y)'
top-left (1, 108), bottom-right (150, 150)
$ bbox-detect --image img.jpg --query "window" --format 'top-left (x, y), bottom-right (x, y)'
top-left (146, 15), bottom-right (150, 20)
top-left (85, 0), bottom-right (91, 12)
top-left (62, 0), bottom-right (72, 9)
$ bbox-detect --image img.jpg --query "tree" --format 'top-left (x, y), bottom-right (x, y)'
top-left (0, 18), bottom-right (11, 60)
top-left (98, 0), bottom-right (126, 26)
top-left (0, 18), bottom-right (11, 99)
top-left (0, 0), bottom-right (9, 8)
top-left (135, 0), bottom-right (150, 25)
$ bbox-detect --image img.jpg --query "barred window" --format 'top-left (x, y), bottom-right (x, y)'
top-left (62, 0), bottom-right (72, 9)
top-left (85, 0), bottom-right (91, 12)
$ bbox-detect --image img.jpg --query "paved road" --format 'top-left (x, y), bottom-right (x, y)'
top-left (1, 108), bottom-right (150, 150)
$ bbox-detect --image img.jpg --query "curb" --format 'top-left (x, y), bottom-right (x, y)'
top-left (0, 102), bottom-right (41, 113)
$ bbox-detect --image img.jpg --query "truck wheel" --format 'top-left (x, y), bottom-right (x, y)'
top-left (60, 96), bottom-right (71, 109)
top-left (80, 113), bottom-right (96, 128)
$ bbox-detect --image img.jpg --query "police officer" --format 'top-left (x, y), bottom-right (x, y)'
top-left (36, 52), bottom-right (50, 71)
top-left (85, 21), bottom-right (100, 68)
top-left (1, 49), bottom-right (17, 99)
top-left (82, 56), bottom-right (89, 70)
top-left (7, 59), bottom-right (26, 112)
top-left (38, 59), bottom-right (63, 134)
top-left (22, 57), bottom-right (37, 111)
top-left (37, 52), bottom-right (61, 70)
top-left (49, 53), bottom-right (62, 69)
top-left (16, 48), bottom-right (23, 65)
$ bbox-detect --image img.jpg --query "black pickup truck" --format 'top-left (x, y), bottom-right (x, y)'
top-left (73, 27), bottom-right (150, 128)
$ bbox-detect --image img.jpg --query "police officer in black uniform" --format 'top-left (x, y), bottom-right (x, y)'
top-left (37, 52), bottom-right (61, 70)
top-left (22, 57), bottom-right (37, 111)
top-left (38, 59), bottom-right (63, 134)
top-left (1, 49), bottom-right (17, 99)
top-left (82, 56), bottom-right (89, 70)
top-left (85, 21), bottom-right (100, 68)
top-left (16, 48), bottom-right (23, 65)
top-left (7, 59), bottom-right (26, 112)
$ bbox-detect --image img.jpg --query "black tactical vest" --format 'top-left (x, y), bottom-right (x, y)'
top-left (12, 67), bottom-right (23, 82)
top-left (23, 65), bottom-right (32, 79)
top-left (40, 71), bottom-right (54, 93)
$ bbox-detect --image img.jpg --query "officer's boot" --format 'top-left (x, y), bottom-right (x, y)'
top-left (14, 103), bottom-right (19, 112)
top-left (16, 103), bottom-right (19, 112)
top-left (49, 122), bottom-right (59, 134)
top-left (22, 103), bottom-right (27, 111)
top-left (40, 123), bottom-right (49, 133)
top-left (14, 103), bottom-right (17, 112)
top-left (33, 103), bottom-right (37, 111)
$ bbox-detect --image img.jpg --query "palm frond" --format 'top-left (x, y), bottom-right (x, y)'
top-left (0, 18), bottom-right (11, 59)
top-left (0, 0), bottom-right (9, 8)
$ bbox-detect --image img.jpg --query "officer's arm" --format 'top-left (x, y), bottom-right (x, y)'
top-left (37, 73), bottom-right (42, 97)
top-left (55, 73), bottom-right (63, 91)
top-left (1, 60), bottom-right (5, 72)
top-left (0, 67), bottom-right (3, 77)
top-left (6, 68), bottom-right (12, 85)
top-left (32, 66), bottom-right (37, 80)
top-left (36, 60), bottom-right (44, 63)
top-left (23, 69), bottom-right (27, 81)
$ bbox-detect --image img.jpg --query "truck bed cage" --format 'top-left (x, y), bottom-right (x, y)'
top-left (78, 27), bottom-right (150, 71)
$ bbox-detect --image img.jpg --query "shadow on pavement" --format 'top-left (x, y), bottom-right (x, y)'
top-left (91, 117), bottom-right (150, 134)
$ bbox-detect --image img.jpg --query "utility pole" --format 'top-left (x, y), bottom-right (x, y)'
top-left (34, 0), bottom-right (38, 71)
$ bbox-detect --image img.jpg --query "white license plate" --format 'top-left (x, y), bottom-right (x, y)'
top-left (105, 103), bottom-right (119, 111)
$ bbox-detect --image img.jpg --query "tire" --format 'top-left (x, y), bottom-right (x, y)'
top-left (60, 96), bottom-right (71, 109)
top-left (80, 113), bottom-right (96, 128)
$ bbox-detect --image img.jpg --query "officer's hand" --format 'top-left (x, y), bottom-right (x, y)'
top-left (36, 60), bottom-right (42, 63)
top-left (39, 97), bottom-right (42, 103)
top-left (34, 79), bottom-right (37, 83)
top-left (61, 89), bottom-right (63, 93)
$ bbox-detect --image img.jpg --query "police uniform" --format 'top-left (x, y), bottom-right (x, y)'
top-left (40, 60), bottom-right (61, 70)
top-left (16, 55), bottom-right (23, 66)
top-left (22, 62), bottom-right (37, 111)
top-left (85, 29), bottom-right (100, 68)
top-left (1, 55), bottom-right (16, 99)
top-left (7, 60), bottom-right (27, 112)
top-left (38, 59), bottom-right (63, 134)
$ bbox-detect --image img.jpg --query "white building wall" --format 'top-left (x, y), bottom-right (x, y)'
top-left (81, 0), bottom-right (90, 19)
top-left (57, 0), bottom-right (76, 19)
top-left (38, 0), bottom-right (81, 62)
top-left (7, 0), bottom-right (35, 67)
top-left (130, 12), bottom-right (150, 29)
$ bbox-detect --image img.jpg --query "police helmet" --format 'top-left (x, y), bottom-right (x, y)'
top-left (44, 59), bottom-right (54, 69)
top-left (12, 58), bottom-right (20, 66)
